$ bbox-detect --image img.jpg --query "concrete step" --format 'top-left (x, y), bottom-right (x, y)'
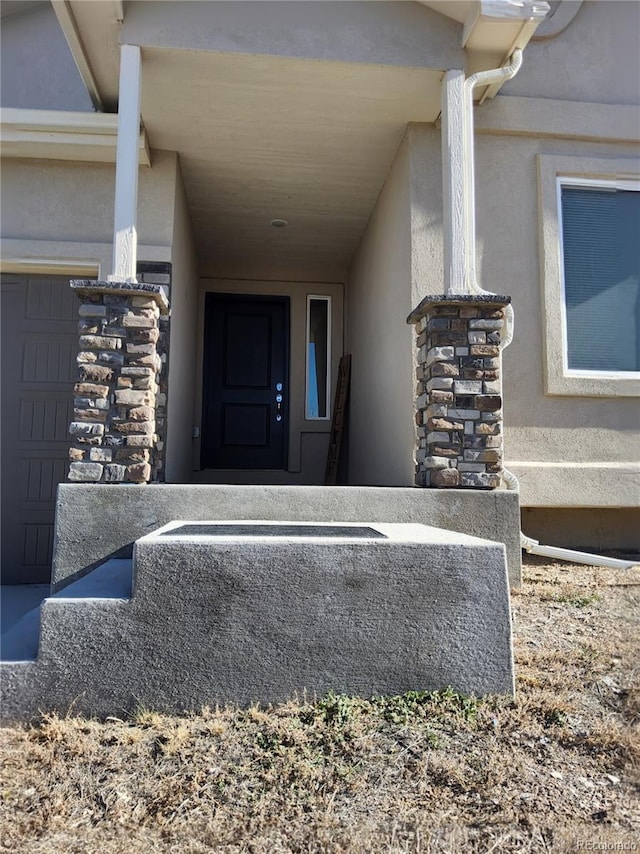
top-left (1, 522), bottom-right (513, 722)
top-left (1, 559), bottom-right (132, 663)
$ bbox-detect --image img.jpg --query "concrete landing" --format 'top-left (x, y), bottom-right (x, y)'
top-left (52, 484), bottom-right (522, 589)
top-left (1, 522), bottom-right (514, 722)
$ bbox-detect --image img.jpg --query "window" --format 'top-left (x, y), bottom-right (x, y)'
top-left (305, 296), bottom-right (331, 419)
top-left (559, 179), bottom-right (639, 374)
top-left (537, 155), bottom-right (640, 396)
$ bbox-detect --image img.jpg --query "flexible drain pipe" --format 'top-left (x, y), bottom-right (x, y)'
top-left (462, 51), bottom-right (637, 571)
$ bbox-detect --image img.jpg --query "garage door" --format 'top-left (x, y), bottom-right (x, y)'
top-left (1, 274), bottom-right (77, 584)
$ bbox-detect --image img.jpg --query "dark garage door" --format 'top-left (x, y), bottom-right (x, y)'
top-left (1, 274), bottom-right (77, 584)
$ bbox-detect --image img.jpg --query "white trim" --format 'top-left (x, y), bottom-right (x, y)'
top-left (51, 0), bottom-right (104, 112)
top-left (0, 240), bottom-right (171, 280)
top-left (537, 154), bottom-right (640, 397)
top-left (475, 97), bottom-right (639, 145)
top-left (111, 44), bottom-right (142, 283)
top-left (558, 176), bottom-right (639, 192)
top-left (0, 108), bottom-right (151, 166)
top-left (0, 258), bottom-right (99, 276)
top-left (305, 295), bottom-right (332, 421)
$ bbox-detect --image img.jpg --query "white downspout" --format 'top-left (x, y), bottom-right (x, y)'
top-left (463, 51), bottom-right (637, 572)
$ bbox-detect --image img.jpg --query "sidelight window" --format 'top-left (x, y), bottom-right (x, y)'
top-left (306, 296), bottom-right (331, 419)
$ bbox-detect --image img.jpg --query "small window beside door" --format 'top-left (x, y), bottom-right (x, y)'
top-left (306, 296), bottom-right (331, 419)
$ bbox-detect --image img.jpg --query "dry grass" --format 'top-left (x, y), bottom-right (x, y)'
top-left (1, 556), bottom-right (639, 853)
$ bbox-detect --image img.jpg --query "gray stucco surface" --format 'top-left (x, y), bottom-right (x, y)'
top-left (52, 484), bottom-right (522, 588)
top-left (1, 522), bottom-right (514, 722)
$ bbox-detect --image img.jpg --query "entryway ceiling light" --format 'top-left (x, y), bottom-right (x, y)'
top-left (270, 219), bottom-right (288, 228)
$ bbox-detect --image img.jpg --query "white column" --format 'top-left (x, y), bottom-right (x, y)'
top-left (110, 44), bottom-right (142, 282)
top-left (441, 70), bottom-right (468, 295)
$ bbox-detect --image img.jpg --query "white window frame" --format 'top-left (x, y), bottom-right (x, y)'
top-left (537, 154), bottom-right (640, 397)
top-left (305, 295), bottom-right (332, 421)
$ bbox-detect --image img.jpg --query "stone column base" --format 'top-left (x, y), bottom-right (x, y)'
top-left (67, 280), bottom-right (169, 485)
top-left (407, 294), bottom-right (510, 489)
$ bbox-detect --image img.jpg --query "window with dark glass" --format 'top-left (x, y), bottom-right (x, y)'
top-left (560, 183), bottom-right (639, 373)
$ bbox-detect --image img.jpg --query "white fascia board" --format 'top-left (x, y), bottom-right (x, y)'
top-left (51, 0), bottom-right (104, 112)
top-left (0, 108), bottom-right (150, 166)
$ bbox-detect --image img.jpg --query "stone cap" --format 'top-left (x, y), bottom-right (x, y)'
top-left (407, 293), bottom-right (511, 325)
top-left (71, 280), bottom-right (170, 315)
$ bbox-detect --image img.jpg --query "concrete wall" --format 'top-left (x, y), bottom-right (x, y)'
top-left (346, 133), bottom-right (415, 486)
top-left (502, 1), bottom-right (640, 107)
top-left (1, 3), bottom-right (93, 111)
top-left (165, 160), bottom-right (199, 482)
top-left (123, 0), bottom-right (463, 69)
top-left (194, 277), bottom-right (344, 484)
top-left (522, 508), bottom-right (640, 553)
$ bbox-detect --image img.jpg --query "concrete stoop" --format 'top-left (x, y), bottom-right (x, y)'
top-left (0, 521), bottom-right (514, 723)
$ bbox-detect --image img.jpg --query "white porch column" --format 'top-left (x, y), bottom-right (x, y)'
top-left (110, 44), bottom-right (142, 282)
top-left (441, 69), bottom-right (468, 295)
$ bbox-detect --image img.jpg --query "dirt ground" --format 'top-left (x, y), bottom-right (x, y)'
top-left (1, 555), bottom-right (638, 854)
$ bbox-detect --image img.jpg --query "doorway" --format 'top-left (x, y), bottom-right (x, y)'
top-left (201, 294), bottom-right (289, 470)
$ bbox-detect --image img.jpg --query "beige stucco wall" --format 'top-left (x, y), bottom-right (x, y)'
top-left (406, 116), bottom-right (639, 510)
top-left (1, 3), bottom-right (92, 112)
top-left (474, 133), bottom-right (639, 501)
top-left (193, 277), bottom-right (344, 485)
top-left (1, 152), bottom-right (177, 255)
top-left (346, 132), bottom-right (416, 487)
top-left (123, 0), bottom-right (463, 70)
top-left (165, 160), bottom-right (199, 482)
top-left (502, 1), bottom-right (640, 107)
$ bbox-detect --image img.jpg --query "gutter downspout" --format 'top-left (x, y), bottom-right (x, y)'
top-left (463, 51), bottom-right (637, 572)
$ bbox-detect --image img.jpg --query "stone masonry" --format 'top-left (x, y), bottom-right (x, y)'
top-left (67, 280), bottom-right (170, 485)
top-left (407, 294), bottom-right (510, 489)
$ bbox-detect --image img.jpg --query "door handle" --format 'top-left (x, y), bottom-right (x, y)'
top-left (275, 383), bottom-right (283, 422)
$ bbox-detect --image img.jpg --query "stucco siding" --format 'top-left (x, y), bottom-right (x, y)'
top-left (404, 117), bottom-right (639, 509)
top-left (501, 1), bottom-right (640, 107)
top-left (347, 133), bottom-right (415, 487)
top-left (1, 4), bottom-right (93, 112)
top-left (1, 152), bottom-right (177, 258)
top-left (165, 160), bottom-right (199, 482)
top-left (478, 133), bottom-right (638, 507)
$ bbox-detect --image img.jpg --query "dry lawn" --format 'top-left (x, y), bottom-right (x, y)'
top-left (1, 555), bottom-right (639, 853)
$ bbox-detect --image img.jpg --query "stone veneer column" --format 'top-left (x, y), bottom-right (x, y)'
top-left (407, 294), bottom-right (510, 489)
top-left (67, 280), bottom-right (170, 484)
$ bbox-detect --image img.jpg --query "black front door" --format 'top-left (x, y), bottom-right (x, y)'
top-left (202, 294), bottom-right (289, 469)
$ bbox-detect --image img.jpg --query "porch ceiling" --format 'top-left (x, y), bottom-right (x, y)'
top-left (140, 48), bottom-right (442, 279)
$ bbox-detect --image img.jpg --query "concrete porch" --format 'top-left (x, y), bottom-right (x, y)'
top-left (1, 518), bottom-right (514, 723)
top-left (52, 483), bottom-right (522, 591)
